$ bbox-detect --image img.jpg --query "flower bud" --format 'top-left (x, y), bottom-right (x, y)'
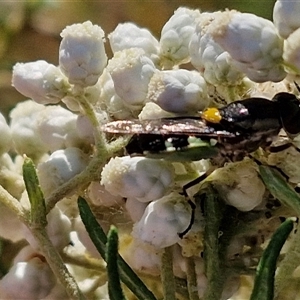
top-left (12, 60), bottom-right (68, 104)
top-left (101, 156), bottom-right (175, 202)
top-left (189, 28), bottom-right (243, 85)
top-left (10, 100), bottom-right (48, 158)
top-left (160, 7), bottom-right (201, 66)
top-left (147, 69), bottom-right (209, 113)
top-left (99, 68), bottom-right (136, 119)
top-left (87, 181), bottom-right (124, 207)
top-left (283, 28), bottom-right (300, 72)
top-left (36, 105), bottom-right (89, 152)
top-left (121, 237), bottom-right (161, 275)
top-left (267, 145), bottom-right (300, 183)
top-left (132, 192), bottom-right (192, 248)
top-left (208, 11), bottom-right (285, 82)
top-left (22, 207), bottom-right (71, 252)
top-left (109, 22), bottom-right (159, 62)
top-left (106, 48), bottom-right (156, 110)
top-left (211, 160), bottom-right (265, 211)
top-left (59, 21), bottom-right (107, 87)
top-left (0, 256), bottom-right (56, 299)
top-left (37, 147), bottom-right (89, 197)
top-left (273, 0), bottom-right (300, 38)
top-left (0, 112), bottom-right (12, 155)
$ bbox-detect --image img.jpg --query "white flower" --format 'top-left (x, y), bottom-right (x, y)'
top-left (283, 28), bottom-right (300, 72)
top-left (22, 207), bottom-right (72, 252)
top-left (109, 22), bottom-right (159, 62)
top-left (12, 60), bottom-right (68, 104)
top-left (267, 145), bottom-right (300, 183)
top-left (101, 156), bottom-right (175, 202)
top-left (37, 147), bottom-right (89, 198)
top-left (208, 11), bottom-right (285, 82)
top-left (147, 69), bottom-right (209, 113)
top-left (210, 160), bottom-right (265, 212)
top-left (125, 197), bottom-right (148, 222)
top-left (121, 237), bottom-right (161, 275)
top-left (160, 7), bottom-right (201, 66)
top-left (99, 68), bottom-right (136, 119)
top-left (189, 28), bottom-right (244, 85)
top-left (138, 102), bottom-right (175, 121)
top-left (0, 256), bottom-right (56, 299)
top-left (87, 181), bottom-right (124, 207)
top-left (36, 105), bottom-right (86, 152)
top-left (132, 192), bottom-right (192, 248)
top-left (106, 48), bottom-right (156, 110)
top-left (0, 200), bottom-right (24, 242)
top-left (76, 114), bottom-right (98, 145)
top-left (0, 154), bottom-right (24, 200)
top-left (59, 21), bottom-right (107, 87)
top-left (273, 0), bottom-right (300, 38)
top-left (10, 100), bottom-right (48, 158)
top-left (73, 216), bottom-right (101, 258)
top-left (0, 112), bottom-right (12, 155)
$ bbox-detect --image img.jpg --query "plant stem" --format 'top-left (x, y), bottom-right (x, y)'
top-left (161, 246), bottom-right (176, 300)
top-left (186, 256), bottom-right (199, 300)
top-left (30, 226), bottom-right (86, 300)
top-left (201, 185), bottom-right (226, 300)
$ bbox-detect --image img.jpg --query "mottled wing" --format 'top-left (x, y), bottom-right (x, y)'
top-left (102, 118), bottom-right (236, 137)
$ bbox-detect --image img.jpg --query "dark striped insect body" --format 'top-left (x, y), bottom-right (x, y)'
top-left (103, 90), bottom-right (300, 163)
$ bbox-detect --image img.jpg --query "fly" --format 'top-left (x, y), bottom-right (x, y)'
top-left (103, 88), bottom-right (300, 163)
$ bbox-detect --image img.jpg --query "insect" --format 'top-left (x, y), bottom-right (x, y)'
top-left (103, 89), bottom-right (300, 163)
top-left (102, 87), bottom-right (300, 237)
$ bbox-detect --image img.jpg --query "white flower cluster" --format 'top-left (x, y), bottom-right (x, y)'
top-left (2, 1), bottom-right (300, 299)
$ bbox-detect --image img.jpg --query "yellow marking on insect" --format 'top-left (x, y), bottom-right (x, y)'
top-left (202, 107), bottom-right (222, 123)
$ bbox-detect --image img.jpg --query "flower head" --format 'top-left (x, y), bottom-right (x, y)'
top-left (273, 0), bottom-right (300, 38)
top-left (147, 69), bottom-right (209, 113)
top-left (12, 60), bottom-right (68, 104)
top-left (208, 11), bottom-right (285, 82)
top-left (0, 113), bottom-right (12, 156)
top-left (160, 7), bottom-right (201, 66)
top-left (106, 48), bottom-right (156, 110)
top-left (0, 256), bottom-right (56, 299)
top-left (132, 192), bottom-right (193, 248)
top-left (189, 24), bottom-right (244, 85)
top-left (10, 100), bottom-right (48, 158)
top-left (109, 22), bottom-right (159, 62)
top-left (101, 156), bottom-right (175, 202)
top-left (210, 160), bottom-right (265, 211)
top-left (59, 21), bottom-right (107, 87)
top-left (37, 147), bottom-right (89, 197)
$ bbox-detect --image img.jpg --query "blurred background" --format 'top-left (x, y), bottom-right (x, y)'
top-left (0, 0), bottom-right (275, 116)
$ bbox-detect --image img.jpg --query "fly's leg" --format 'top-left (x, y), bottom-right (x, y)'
top-left (178, 173), bottom-right (208, 238)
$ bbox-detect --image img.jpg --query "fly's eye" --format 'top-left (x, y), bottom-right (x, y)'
top-left (202, 107), bottom-right (222, 123)
top-left (273, 92), bottom-right (300, 137)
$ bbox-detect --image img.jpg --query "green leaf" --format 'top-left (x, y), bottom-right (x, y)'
top-left (259, 165), bottom-right (300, 215)
top-left (200, 185), bottom-right (227, 300)
top-left (77, 197), bottom-right (157, 300)
top-left (250, 218), bottom-right (295, 300)
top-left (22, 157), bottom-right (46, 226)
top-left (106, 226), bottom-right (126, 300)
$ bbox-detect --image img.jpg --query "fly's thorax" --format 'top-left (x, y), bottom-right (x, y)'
top-left (218, 98), bottom-right (281, 132)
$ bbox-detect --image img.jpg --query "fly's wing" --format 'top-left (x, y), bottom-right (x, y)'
top-left (102, 118), bottom-right (236, 138)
